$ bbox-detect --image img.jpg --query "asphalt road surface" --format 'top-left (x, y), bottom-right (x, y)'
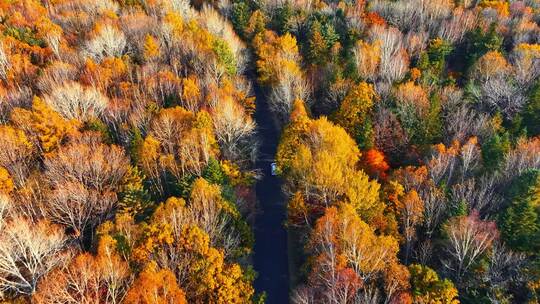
top-left (252, 82), bottom-right (290, 304)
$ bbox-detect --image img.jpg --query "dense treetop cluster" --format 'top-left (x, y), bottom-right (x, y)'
top-left (238, 0), bottom-right (540, 302)
top-left (0, 0), bottom-right (539, 303)
top-left (0, 0), bottom-right (258, 302)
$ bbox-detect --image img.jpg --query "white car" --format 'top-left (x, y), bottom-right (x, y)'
top-left (271, 162), bottom-right (277, 176)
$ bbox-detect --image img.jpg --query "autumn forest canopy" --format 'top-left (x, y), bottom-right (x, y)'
top-left (0, 0), bottom-right (539, 303)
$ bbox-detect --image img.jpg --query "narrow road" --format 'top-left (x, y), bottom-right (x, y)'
top-left (252, 82), bottom-right (289, 303)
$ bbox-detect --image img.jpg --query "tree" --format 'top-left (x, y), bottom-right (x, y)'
top-left (142, 107), bottom-right (219, 195)
top-left (443, 211), bottom-right (499, 280)
top-left (409, 264), bottom-right (459, 304)
top-left (335, 82), bottom-right (378, 149)
top-left (143, 34), bottom-right (161, 61)
top-left (361, 149), bottom-right (390, 180)
top-left (277, 102), bottom-right (386, 223)
top-left (212, 96), bottom-right (257, 164)
top-left (307, 21), bottom-right (328, 65)
top-left (386, 182), bottom-right (424, 263)
top-left (353, 40), bottom-right (381, 81)
top-left (231, 1), bottom-right (251, 37)
top-left (43, 82), bottom-right (108, 121)
top-left (84, 23), bottom-right (126, 61)
top-left (42, 136), bottom-right (129, 236)
top-left (482, 132), bottom-right (511, 173)
top-left (124, 261), bottom-right (187, 304)
top-left (0, 218), bottom-right (68, 295)
top-left (522, 81), bottom-right (540, 136)
top-left (0, 125), bottom-right (34, 187)
top-left (245, 10), bottom-right (267, 39)
top-left (464, 24), bottom-right (503, 69)
top-left (11, 97), bottom-right (79, 155)
top-left (499, 170), bottom-right (540, 253)
top-left (287, 191), bottom-right (310, 227)
top-left (34, 236), bottom-right (130, 304)
top-left (301, 203), bottom-right (401, 302)
top-left (133, 222), bottom-right (253, 303)
top-left (253, 31), bottom-right (308, 120)
top-left (180, 76), bottom-right (201, 112)
top-left (0, 167), bottom-right (14, 195)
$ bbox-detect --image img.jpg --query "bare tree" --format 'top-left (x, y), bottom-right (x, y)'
top-left (291, 286), bottom-right (315, 304)
top-left (0, 195), bottom-right (9, 231)
top-left (370, 0), bottom-right (452, 33)
top-left (483, 242), bottom-right (527, 303)
top-left (443, 211), bottom-right (498, 280)
top-left (469, 52), bottom-right (528, 119)
top-left (212, 97), bottom-right (258, 164)
top-left (34, 236), bottom-right (130, 304)
top-left (42, 137), bottom-right (129, 235)
top-left (443, 106), bottom-right (493, 144)
top-left (44, 181), bottom-right (117, 237)
top-left (83, 24), bottom-right (126, 61)
top-left (420, 185), bottom-right (448, 237)
top-left (501, 137), bottom-right (540, 182)
top-left (369, 25), bottom-right (409, 84)
top-left (459, 137), bottom-right (481, 181)
top-left (477, 77), bottom-right (527, 119)
top-left (374, 108), bottom-right (409, 159)
top-left (438, 7), bottom-right (477, 43)
top-left (37, 61), bottom-right (78, 94)
top-left (511, 44), bottom-right (540, 88)
top-left (0, 218), bottom-right (68, 295)
top-left (426, 144), bottom-right (458, 186)
top-left (0, 41), bottom-right (9, 81)
top-left (200, 6), bottom-right (249, 74)
top-left (405, 31), bottom-right (429, 60)
top-left (0, 87), bottom-right (33, 124)
top-left (44, 82), bottom-right (108, 121)
top-left (450, 175), bottom-right (503, 216)
top-left (269, 71), bottom-right (310, 123)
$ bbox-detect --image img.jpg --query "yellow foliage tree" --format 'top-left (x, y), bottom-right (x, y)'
top-left (474, 51), bottom-right (510, 79)
top-left (0, 124), bottom-right (34, 186)
top-left (353, 40), bottom-right (381, 80)
top-left (181, 76), bottom-right (201, 112)
top-left (124, 261), bottom-right (187, 304)
top-left (140, 107), bottom-right (219, 195)
top-left (0, 166), bottom-right (14, 194)
top-left (335, 82), bottom-right (378, 140)
top-left (11, 96), bottom-right (79, 155)
top-left (278, 100), bottom-right (385, 222)
top-left (143, 34), bottom-right (161, 60)
top-left (178, 225), bottom-right (254, 303)
top-left (253, 30), bottom-right (302, 85)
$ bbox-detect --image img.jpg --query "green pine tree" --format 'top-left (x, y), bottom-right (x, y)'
top-left (307, 21), bottom-right (327, 65)
top-left (203, 158), bottom-right (226, 185)
top-left (482, 132), bottom-right (511, 172)
top-left (523, 81), bottom-right (540, 137)
top-left (231, 1), bottom-right (251, 37)
top-left (499, 170), bottom-right (540, 253)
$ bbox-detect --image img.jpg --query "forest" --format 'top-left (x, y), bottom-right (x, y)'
top-left (0, 0), bottom-right (539, 303)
